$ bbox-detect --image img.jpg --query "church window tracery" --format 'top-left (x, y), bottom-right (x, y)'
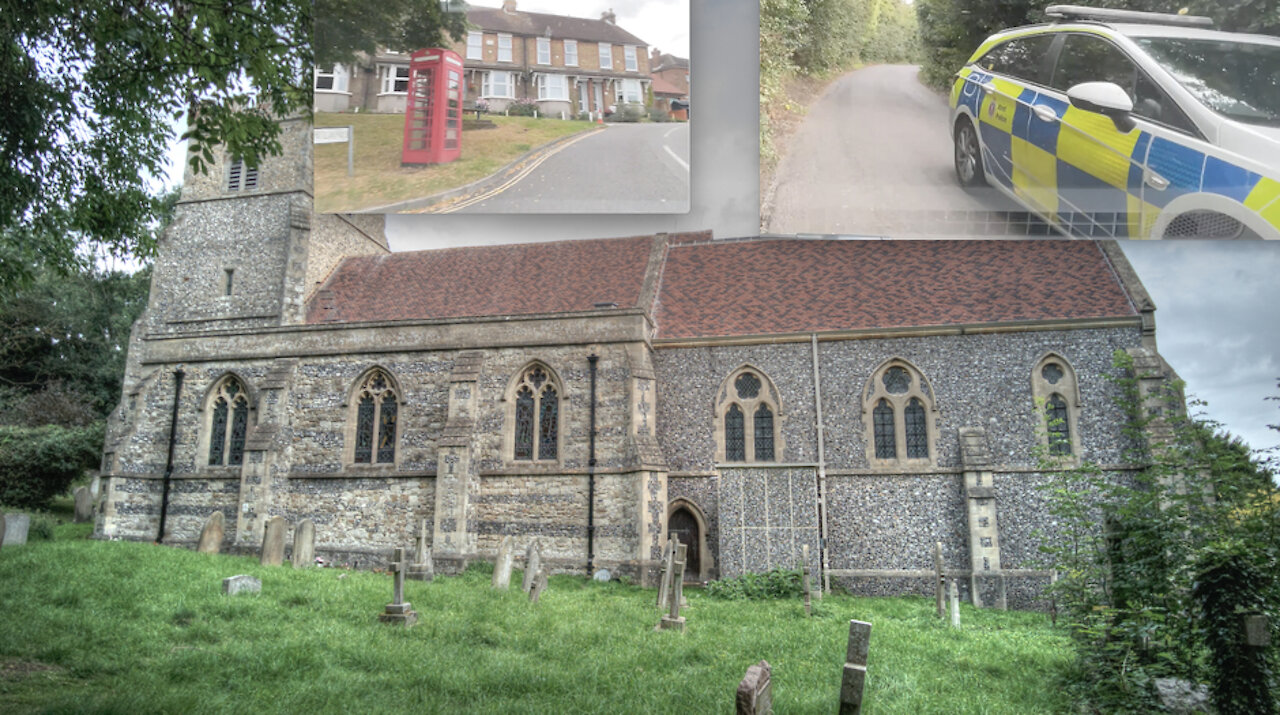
top-left (207, 376), bottom-right (249, 466)
top-left (716, 367), bottom-right (782, 463)
top-left (351, 368), bottom-right (398, 464)
top-left (509, 363), bottom-right (560, 462)
top-left (863, 360), bottom-right (936, 467)
top-left (1032, 355), bottom-right (1082, 458)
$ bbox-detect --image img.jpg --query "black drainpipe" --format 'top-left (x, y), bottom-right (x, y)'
top-left (157, 365), bottom-right (185, 544)
top-left (586, 354), bottom-right (598, 574)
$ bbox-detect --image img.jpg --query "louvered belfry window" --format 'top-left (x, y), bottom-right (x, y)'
top-left (208, 376), bottom-right (250, 466)
top-left (513, 365), bottom-right (559, 461)
top-left (227, 158), bottom-right (258, 191)
top-left (352, 369), bottom-right (398, 464)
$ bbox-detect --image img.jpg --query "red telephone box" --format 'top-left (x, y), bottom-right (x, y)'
top-left (401, 48), bottom-right (464, 165)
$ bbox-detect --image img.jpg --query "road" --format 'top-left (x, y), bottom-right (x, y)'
top-left (438, 122), bottom-right (690, 214)
top-left (764, 64), bottom-right (1055, 238)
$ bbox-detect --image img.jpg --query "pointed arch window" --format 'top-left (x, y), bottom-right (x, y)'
top-left (510, 364), bottom-right (560, 462)
top-left (863, 360), bottom-right (937, 466)
top-left (207, 376), bottom-right (249, 466)
top-left (352, 369), bottom-right (398, 464)
top-left (716, 367), bottom-right (782, 463)
top-left (1032, 355), bottom-right (1082, 458)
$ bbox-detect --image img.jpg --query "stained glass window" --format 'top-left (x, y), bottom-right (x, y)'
top-left (538, 387), bottom-right (558, 460)
top-left (352, 369), bottom-right (398, 464)
top-left (1042, 363), bottom-right (1064, 384)
top-left (207, 377), bottom-right (249, 466)
top-left (515, 387), bottom-right (535, 460)
top-left (208, 399), bottom-right (228, 465)
top-left (725, 404), bottom-right (745, 461)
top-left (229, 401), bottom-right (248, 465)
top-left (378, 399), bottom-right (397, 463)
top-left (512, 365), bottom-right (559, 461)
top-left (905, 398), bottom-right (928, 459)
top-left (735, 372), bottom-right (761, 399)
top-left (355, 394), bottom-right (375, 463)
top-left (883, 367), bottom-right (910, 394)
top-left (1047, 393), bottom-right (1071, 455)
top-left (754, 404), bottom-right (774, 461)
top-left (874, 399), bottom-right (896, 459)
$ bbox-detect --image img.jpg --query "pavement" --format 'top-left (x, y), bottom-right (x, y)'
top-left (763, 64), bottom-right (1057, 238)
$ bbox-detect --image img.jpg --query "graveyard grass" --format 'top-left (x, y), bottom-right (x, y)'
top-left (314, 112), bottom-right (596, 213)
top-left (0, 532), bottom-right (1074, 714)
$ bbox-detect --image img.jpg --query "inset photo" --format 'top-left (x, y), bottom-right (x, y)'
top-left (314, 0), bottom-right (690, 214)
top-left (760, 1), bottom-right (1280, 239)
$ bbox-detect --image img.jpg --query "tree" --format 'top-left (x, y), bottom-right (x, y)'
top-left (314, 0), bottom-right (467, 68)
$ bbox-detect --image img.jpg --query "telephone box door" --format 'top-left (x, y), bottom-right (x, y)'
top-left (402, 48), bottom-right (463, 165)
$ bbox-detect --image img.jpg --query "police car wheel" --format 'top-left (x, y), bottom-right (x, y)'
top-left (954, 120), bottom-right (985, 188)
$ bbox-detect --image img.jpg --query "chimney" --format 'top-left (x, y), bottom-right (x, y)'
top-left (503, 0), bottom-right (517, 13)
top-left (601, 8), bottom-right (616, 24)
top-left (650, 48), bottom-right (661, 66)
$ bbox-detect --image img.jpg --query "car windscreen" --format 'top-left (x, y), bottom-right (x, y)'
top-left (1136, 37), bottom-right (1280, 127)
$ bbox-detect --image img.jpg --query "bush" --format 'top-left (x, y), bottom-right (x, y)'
top-left (706, 568), bottom-right (804, 600)
top-left (0, 423), bottom-right (103, 509)
top-left (506, 98), bottom-right (538, 117)
top-left (647, 107), bottom-right (672, 123)
top-left (611, 104), bottom-right (645, 123)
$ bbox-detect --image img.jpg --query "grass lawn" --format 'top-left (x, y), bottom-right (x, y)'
top-left (314, 112), bottom-right (596, 213)
top-left (0, 529), bottom-right (1073, 713)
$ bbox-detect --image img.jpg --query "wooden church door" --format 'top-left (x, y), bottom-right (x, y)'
top-left (668, 506), bottom-right (700, 581)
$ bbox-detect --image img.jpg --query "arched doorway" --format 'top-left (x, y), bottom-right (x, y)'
top-left (668, 506), bottom-right (701, 582)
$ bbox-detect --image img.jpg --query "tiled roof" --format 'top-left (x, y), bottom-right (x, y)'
top-left (307, 234), bottom-right (657, 324)
top-left (653, 239), bottom-right (1138, 340)
top-left (651, 53), bottom-right (689, 71)
top-left (649, 75), bottom-right (685, 96)
top-left (468, 6), bottom-right (648, 46)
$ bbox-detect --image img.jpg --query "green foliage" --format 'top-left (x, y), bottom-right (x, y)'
top-left (1192, 539), bottom-right (1277, 715)
top-left (314, 0), bottom-right (467, 67)
top-left (0, 423), bottom-right (103, 509)
top-left (647, 107), bottom-right (673, 123)
top-left (611, 105), bottom-right (646, 123)
top-left (506, 99), bottom-right (538, 117)
top-left (705, 568), bottom-right (804, 600)
top-left (27, 513), bottom-right (56, 542)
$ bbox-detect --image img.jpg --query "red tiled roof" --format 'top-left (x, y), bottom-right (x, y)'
top-left (653, 239), bottom-right (1138, 340)
top-left (467, 7), bottom-right (648, 46)
top-left (649, 75), bottom-right (685, 97)
top-left (307, 234), bottom-right (656, 324)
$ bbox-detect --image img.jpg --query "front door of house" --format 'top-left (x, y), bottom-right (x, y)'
top-left (668, 507), bottom-right (700, 581)
top-left (593, 82), bottom-right (603, 115)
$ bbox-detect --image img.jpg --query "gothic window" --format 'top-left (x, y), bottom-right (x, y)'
top-left (1032, 355), bottom-right (1082, 458)
top-left (716, 367), bottom-right (782, 463)
top-left (207, 376), bottom-right (250, 466)
top-left (509, 363), bottom-right (560, 462)
top-left (351, 368), bottom-right (399, 465)
top-left (863, 360), bottom-right (936, 466)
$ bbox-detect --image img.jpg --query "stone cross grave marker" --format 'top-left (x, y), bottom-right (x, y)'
top-left (291, 519), bottom-right (316, 568)
top-left (73, 486), bottom-right (94, 523)
top-left (2, 513), bottom-right (29, 548)
top-left (222, 574), bottom-right (261, 595)
top-left (409, 519), bottom-right (434, 582)
top-left (492, 535), bottom-right (515, 589)
top-left (839, 620), bottom-right (872, 715)
top-left (736, 660), bottom-right (772, 715)
top-left (802, 543), bottom-right (812, 616)
top-left (529, 567), bottom-right (548, 604)
top-left (197, 511), bottom-right (225, 554)
top-left (659, 542), bottom-right (687, 631)
top-left (521, 539), bottom-right (542, 594)
top-left (378, 547), bottom-right (418, 627)
top-left (656, 539), bottom-right (675, 610)
top-left (260, 516), bottom-right (288, 566)
top-left (949, 579), bottom-right (961, 628)
top-left (934, 542), bottom-right (945, 619)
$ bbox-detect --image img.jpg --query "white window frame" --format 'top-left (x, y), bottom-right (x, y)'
top-left (624, 45), bottom-right (638, 72)
top-left (618, 78), bottom-right (643, 104)
top-left (537, 73), bottom-right (569, 101)
top-left (378, 64), bottom-right (410, 95)
top-left (498, 34), bottom-right (513, 63)
top-left (482, 70), bottom-right (514, 99)
top-left (564, 39), bottom-right (578, 67)
top-left (598, 42), bottom-right (612, 70)
top-left (314, 64), bottom-right (349, 93)
top-left (467, 31), bottom-right (483, 60)
top-left (536, 37), bottom-right (551, 65)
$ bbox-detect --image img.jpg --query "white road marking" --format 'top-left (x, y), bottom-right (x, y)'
top-left (429, 130), bottom-right (601, 213)
top-left (664, 145), bottom-right (689, 172)
top-left (663, 126), bottom-right (680, 139)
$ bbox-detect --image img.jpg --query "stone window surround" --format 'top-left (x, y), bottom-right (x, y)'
top-left (714, 364), bottom-right (784, 464)
top-left (341, 366), bottom-right (403, 471)
top-left (196, 373), bottom-right (256, 473)
top-left (860, 358), bottom-right (939, 469)
top-left (666, 497), bottom-right (714, 582)
top-left (502, 360), bottom-right (563, 465)
top-left (1031, 352), bottom-right (1083, 461)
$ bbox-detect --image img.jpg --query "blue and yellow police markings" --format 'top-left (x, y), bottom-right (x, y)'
top-left (1245, 177), bottom-right (1280, 229)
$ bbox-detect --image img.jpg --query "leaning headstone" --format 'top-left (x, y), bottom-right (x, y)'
top-left (378, 547), bottom-right (418, 627)
top-left (222, 574), bottom-right (261, 595)
top-left (73, 486), bottom-right (94, 523)
top-left (802, 543), bottom-right (812, 616)
top-left (89, 473), bottom-right (102, 501)
top-left (521, 539), bottom-right (542, 593)
top-left (593, 569), bottom-right (612, 582)
top-left (492, 535), bottom-right (515, 589)
top-left (656, 539), bottom-right (676, 610)
top-left (197, 511), bottom-right (225, 554)
top-left (934, 542), bottom-right (945, 619)
top-left (260, 515), bottom-right (287, 566)
top-left (736, 660), bottom-right (773, 715)
top-left (291, 519), bottom-right (315, 568)
top-left (949, 579), bottom-right (961, 628)
top-left (839, 620), bottom-right (872, 715)
top-left (2, 513), bottom-right (30, 548)
top-left (529, 567), bottom-right (548, 604)
top-left (408, 518), bottom-right (434, 581)
top-left (659, 543), bottom-right (687, 632)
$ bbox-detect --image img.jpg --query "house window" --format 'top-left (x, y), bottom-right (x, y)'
top-left (598, 42), bottom-right (612, 69)
top-left (314, 64), bottom-right (349, 92)
top-left (467, 31), bottom-right (483, 60)
top-left (226, 158), bottom-right (258, 192)
top-left (716, 367), bottom-right (782, 463)
top-left (379, 64), bottom-right (410, 94)
top-left (207, 376), bottom-right (249, 467)
top-left (351, 368), bottom-right (398, 464)
top-left (1032, 354), bottom-right (1082, 458)
top-left (482, 71), bottom-right (514, 98)
top-left (624, 45), bottom-right (638, 71)
top-left (564, 40), bottom-right (578, 67)
top-left (617, 79), bottom-right (643, 104)
top-left (537, 37), bottom-right (551, 65)
top-left (509, 363), bottom-right (560, 461)
top-left (537, 74), bottom-right (568, 101)
top-left (498, 34), bottom-right (512, 62)
top-left (862, 360), bottom-right (936, 466)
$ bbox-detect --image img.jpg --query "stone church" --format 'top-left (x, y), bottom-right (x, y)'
top-left (96, 119), bottom-right (1179, 608)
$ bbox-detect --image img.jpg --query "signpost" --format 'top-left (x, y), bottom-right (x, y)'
top-left (314, 126), bottom-right (354, 176)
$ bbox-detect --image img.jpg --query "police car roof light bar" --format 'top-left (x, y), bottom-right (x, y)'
top-left (1044, 5), bottom-right (1215, 28)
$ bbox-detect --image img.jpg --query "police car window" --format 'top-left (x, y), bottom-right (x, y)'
top-left (1050, 34), bottom-right (1137, 95)
top-left (1133, 72), bottom-right (1197, 135)
top-left (1137, 37), bottom-right (1280, 128)
top-left (977, 35), bottom-right (1055, 84)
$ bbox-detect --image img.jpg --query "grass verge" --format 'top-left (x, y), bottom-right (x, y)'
top-left (314, 112), bottom-right (596, 213)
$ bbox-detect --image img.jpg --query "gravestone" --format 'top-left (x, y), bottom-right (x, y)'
top-left (934, 542), bottom-right (945, 619)
top-left (492, 535), bottom-right (515, 589)
top-left (2, 513), bottom-right (30, 548)
top-left (408, 518), bottom-right (434, 581)
top-left (197, 511), bottom-right (225, 554)
top-left (378, 547), bottom-right (418, 626)
top-left (839, 620), bottom-right (872, 715)
top-left (73, 486), bottom-right (94, 523)
top-left (656, 539), bottom-right (675, 610)
top-left (521, 539), bottom-right (542, 594)
top-left (659, 543), bottom-right (687, 632)
top-left (291, 519), bottom-right (315, 568)
top-left (0, 514), bottom-right (4, 548)
top-left (736, 660), bottom-right (773, 715)
top-left (260, 516), bottom-right (287, 566)
top-left (949, 579), bottom-right (961, 628)
top-left (802, 544), bottom-right (812, 616)
top-left (1244, 614), bottom-right (1270, 647)
top-left (529, 567), bottom-right (548, 604)
top-left (223, 574), bottom-right (261, 595)
top-left (89, 473), bottom-right (101, 501)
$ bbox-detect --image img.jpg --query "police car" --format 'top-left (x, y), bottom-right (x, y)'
top-left (949, 5), bottom-right (1280, 239)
